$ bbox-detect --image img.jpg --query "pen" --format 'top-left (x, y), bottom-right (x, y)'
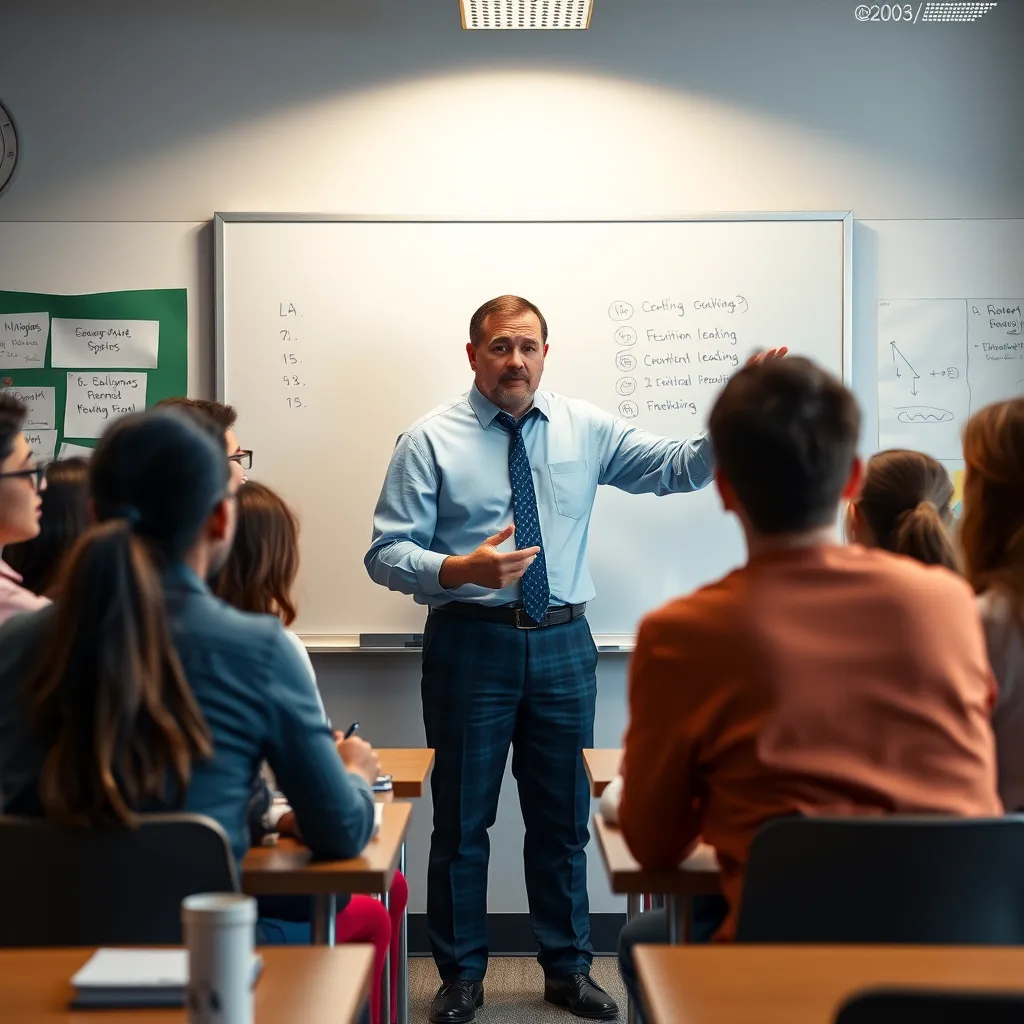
top-left (342, 721), bottom-right (359, 739)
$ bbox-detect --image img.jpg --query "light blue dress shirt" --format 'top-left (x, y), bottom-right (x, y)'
top-left (365, 386), bottom-right (715, 608)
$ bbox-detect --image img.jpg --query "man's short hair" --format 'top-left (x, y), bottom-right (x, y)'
top-left (709, 357), bottom-right (860, 534)
top-left (0, 392), bottom-right (27, 464)
top-left (155, 397), bottom-right (237, 431)
top-left (469, 295), bottom-right (549, 347)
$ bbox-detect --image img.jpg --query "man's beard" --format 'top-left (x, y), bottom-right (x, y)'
top-left (494, 374), bottom-right (535, 412)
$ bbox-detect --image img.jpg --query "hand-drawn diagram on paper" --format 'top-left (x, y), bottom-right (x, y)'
top-left (878, 298), bottom-right (1023, 460)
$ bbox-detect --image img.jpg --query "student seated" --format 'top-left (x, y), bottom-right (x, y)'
top-left (5, 457), bottom-right (90, 597)
top-left (215, 480), bottom-right (407, 1024)
top-left (616, 358), bottom-right (1001, 1021)
top-left (0, 393), bottom-right (50, 625)
top-left (960, 397), bottom-right (1024, 811)
top-left (844, 448), bottom-right (959, 571)
top-left (0, 408), bottom-right (379, 878)
top-left (155, 397), bottom-right (251, 482)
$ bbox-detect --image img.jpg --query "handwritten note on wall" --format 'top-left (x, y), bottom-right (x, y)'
top-left (63, 372), bottom-right (148, 439)
top-left (58, 442), bottom-right (95, 459)
top-left (51, 318), bottom-right (159, 369)
top-left (3, 385), bottom-right (55, 430)
top-left (23, 429), bottom-right (58, 464)
top-left (0, 313), bottom-right (49, 368)
top-left (878, 298), bottom-right (1023, 460)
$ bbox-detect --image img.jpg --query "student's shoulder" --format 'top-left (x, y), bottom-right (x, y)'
top-left (857, 546), bottom-right (974, 605)
top-left (0, 604), bottom-right (55, 666)
top-left (176, 592), bottom-right (301, 673)
top-left (637, 571), bottom-right (745, 651)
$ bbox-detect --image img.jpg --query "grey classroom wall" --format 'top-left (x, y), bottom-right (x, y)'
top-left (2, 0), bottom-right (1022, 918)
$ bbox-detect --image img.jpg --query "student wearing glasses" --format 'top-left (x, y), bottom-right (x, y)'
top-left (155, 397), bottom-right (253, 484)
top-left (0, 393), bottom-right (50, 626)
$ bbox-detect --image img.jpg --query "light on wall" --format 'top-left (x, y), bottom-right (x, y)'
top-left (459, 1), bottom-right (594, 30)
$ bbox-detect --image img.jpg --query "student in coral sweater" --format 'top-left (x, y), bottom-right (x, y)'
top-left (616, 358), bottom-right (1001, 1022)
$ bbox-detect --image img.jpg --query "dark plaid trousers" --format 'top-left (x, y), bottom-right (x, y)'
top-left (422, 609), bottom-right (598, 981)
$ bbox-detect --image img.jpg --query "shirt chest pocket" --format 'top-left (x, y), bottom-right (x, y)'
top-left (548, 460), bottom-right (591, 520)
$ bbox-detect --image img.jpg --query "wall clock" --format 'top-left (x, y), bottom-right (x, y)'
top-left (0, 102), bottom-right (18, 196)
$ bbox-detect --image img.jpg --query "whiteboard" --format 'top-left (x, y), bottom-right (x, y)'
top-left (215, 215), bottom-right (851, 646)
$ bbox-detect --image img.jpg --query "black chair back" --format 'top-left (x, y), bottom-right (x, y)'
top-left (835, 989), bottom-right (1024, 1023)
top-left (736, 816), bottom-right (1024, 944)
top-left (0, 813), bottom-right (238, 946)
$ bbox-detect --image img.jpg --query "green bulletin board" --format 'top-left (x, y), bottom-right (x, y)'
top-left (0, 288), bottom-right (187, 459)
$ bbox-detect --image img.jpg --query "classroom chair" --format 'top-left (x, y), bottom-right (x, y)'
top-left (834, 988), bottom-right (1024, 1023)
top-left (0, 813), bottom-right (237, 946)
top-left (735, 816), bottom-right (1024, 944)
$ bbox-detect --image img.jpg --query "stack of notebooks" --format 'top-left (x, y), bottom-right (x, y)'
top-left (70, 948), bottom-right (263, 1009)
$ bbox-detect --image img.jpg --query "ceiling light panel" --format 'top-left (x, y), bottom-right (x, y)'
top-left (460, 1), bottom-right (594, 30)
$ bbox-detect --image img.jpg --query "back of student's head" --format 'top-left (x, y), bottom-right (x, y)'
top-left (27, 409), bottom-right (230, 827)
top-left (853, 449), bottom-right (960, 572)
top-left (708, 357), bottom-right (860, 534)
top-left (4, 458), bottom-right (91, 596)
top-left (154, 396), bottom-right (237, 432)
top-left (214, 481), bottom-right (300, 626)
top-left (961, 397), bottom-right (1024, 621)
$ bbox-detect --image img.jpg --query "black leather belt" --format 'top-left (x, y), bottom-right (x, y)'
top-left (433, 601), bottom-right (587, 630)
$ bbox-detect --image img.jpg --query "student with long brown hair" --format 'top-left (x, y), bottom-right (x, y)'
top-left (0, 408), bottom-right (378, 872)
top-left (215, 481), bottom-right (407, 1024)
top-left (845, 449), bottom-right (960, 572)
top-left (5, 457), bottom-right (90, 597)
top-left (961, 397), bottom-right (1024, 810)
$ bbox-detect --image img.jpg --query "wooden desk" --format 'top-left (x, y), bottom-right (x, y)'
top-left (635, 945), bottom-right (1024, 1024)
top-left (3, 945), bottom-right (374, 1024)
top-left (372, 750), bottom-right (432, 1024)
top-left (593, 814), bottom-right (720, 941)
top-left (583, 748), bottom-right (622, 797)
top-left (377, 748), bottom-right (434, 798)
top-left (242, 801), bottom-right (411, 898)
top-left (243, 802), bottom-right (412, 1024)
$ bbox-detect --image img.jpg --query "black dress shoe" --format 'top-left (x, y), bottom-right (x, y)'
top-left (544, 973), bottom-right (619, 1020)
top-left (429, 980), bottom-right (484, 1024)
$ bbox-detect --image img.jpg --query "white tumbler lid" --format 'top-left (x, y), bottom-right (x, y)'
top-left (181, 893), bottom-right (257, 926)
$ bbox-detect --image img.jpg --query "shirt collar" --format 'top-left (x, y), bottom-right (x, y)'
top-left (468, 384), bottom-right (550, 429)
top-left (0, 559), bottom-right (24, 585)
top-left (161, 561), bottom-right (211, 596)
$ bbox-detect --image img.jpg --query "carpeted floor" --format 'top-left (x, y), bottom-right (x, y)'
top-left (407, 957), bottom-right (628, 1023)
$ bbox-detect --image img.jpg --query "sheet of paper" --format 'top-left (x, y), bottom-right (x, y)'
top-left (72, 949), bottom-right (187, 989)
top-left (967, 299), bottom-right (1024, 411)
top-left (23, 429), bottom-right (57, 464)
top-left (2, 385), bottom-right (56, 429)
top-left (51, 318), bottom-right (159, 369)
top-left (63, 372), bottom-right (147, 439)
top-left (877, 299), bottom-right (970, 460)
top-left (58, 441), bottom-right (95, 460)
top-left (0, 313), bottom-right (49, 368)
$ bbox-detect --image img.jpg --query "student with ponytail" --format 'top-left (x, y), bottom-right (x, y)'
top-left (0, 408), bottom-right (377, 871)
top-left (960, 398), bottom-right (1024, 811)
top-left (845, 448), bottom-right (960, 572)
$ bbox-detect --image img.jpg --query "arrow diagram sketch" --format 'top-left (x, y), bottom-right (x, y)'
top-left (879, 299), bottom-right (969, 461)
top-left (890, 341), bottom-right (921, 395)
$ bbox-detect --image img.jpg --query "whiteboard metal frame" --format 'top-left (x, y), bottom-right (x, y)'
top-left (214, 212), bottom-right (854, 652)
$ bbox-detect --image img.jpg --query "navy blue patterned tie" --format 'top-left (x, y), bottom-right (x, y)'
top-left (495, 411), bottom-right (550, 624)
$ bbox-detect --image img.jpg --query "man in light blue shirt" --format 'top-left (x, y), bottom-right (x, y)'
top-left (366, 294), bottom-right (781, 1023)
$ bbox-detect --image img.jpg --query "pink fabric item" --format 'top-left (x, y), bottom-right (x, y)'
top-left (335, 869), bottom-right (409, 1024)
